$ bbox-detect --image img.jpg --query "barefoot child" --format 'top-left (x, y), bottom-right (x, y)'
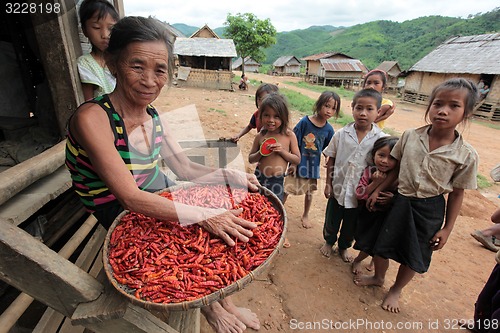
top-left (231, 83), bottom-right (279, 142)
top-left (362, 69), bottom-right (395, 129)
top-left (77, 0), bottom-right (119, 100)
top-left (249, 93), bottom-right (300, 202)
top-left (321, 89), bottom-right (388, 262)
top-left (352, 136), bottom-right (399, 274)
top-left (355, 78), bottom-right (479, 313)
top-left (283, 91), bottom-right (338, 228)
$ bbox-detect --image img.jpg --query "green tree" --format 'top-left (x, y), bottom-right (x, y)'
top-left (223, 13), bottom-right (277, 75)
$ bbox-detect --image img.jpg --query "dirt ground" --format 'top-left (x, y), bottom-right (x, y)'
top-left (155, 72), bottom-right (500, 333)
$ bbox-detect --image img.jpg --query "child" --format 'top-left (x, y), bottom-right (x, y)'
top-left (283, 91), bottom-right (339, 228)
top-left (352, 136), bottom-right (399, 274)
top-left (248, 93), bottom-right (300, 202)
top-left (77, 0), bottom-right (119, 100)
top-left (354, 78), bottom-right (479, 314)
top-left (239, 74), bottom-right (248, 90)
top-left (362, 69), bottom-right (395, 129)
top-left (321, 89), bottom-right (388, 262)
top-left (231, 83), bottom-right (279, 142)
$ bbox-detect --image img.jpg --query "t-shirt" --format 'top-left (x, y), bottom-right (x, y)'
top-left (294, 116), bottom-right (334, 179)
top-left (77, 53), bottom-right (116, 97)
top-left (391, 125), bottom-right (478, 198)
top-left (323, 123), bottom-right (387, 208)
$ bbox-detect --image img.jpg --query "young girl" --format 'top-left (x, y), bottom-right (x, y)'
top-left (351, 136), bottom-right (399, 274)
top-left (248, 93), bottom-right (300, 202)
top-left (283, 91), bottom-right (339, 228)
top-left (354, 78), bottom-right (479, 314)
top-left (321, 89), bottom-right (387, 262)
top-left (231, 83), bottom-right (279, 142)
top-left (77, 0), bottom-right (119, 100)
top-left (363, 69), bottom-right (395, 129)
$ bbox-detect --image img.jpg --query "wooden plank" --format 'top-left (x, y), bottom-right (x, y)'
top-left (0, 223), bottom-right (102, 317)
top-left (167, 309), bottom-right (200, 333)
top-left (74, 224), bottom-right (106, 273)
top-left (0, 293), bottom-right (35, 333)
top-left (32, 307), bottom-right (65, 333)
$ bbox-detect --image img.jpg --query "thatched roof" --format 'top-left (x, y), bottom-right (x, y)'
top-left (174, 38), bottom-right (237, 57)
top-left (232, 57), bottom-right (260, 69)
top-left (409, 33), bottom-right (500, 74)
top-left (301, 52), bottom-right (352, 61)
top-left (273, 56), bottom-right (301, 67)
top-left (189, 24), bottom-right (220, 39)
top-left (320, 59), bottom-right (368, 73)
top-left (376, 61), bottom-right (401, 75)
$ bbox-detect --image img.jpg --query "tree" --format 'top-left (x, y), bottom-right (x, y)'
top-left (223, 13), bottom-right (277, 75)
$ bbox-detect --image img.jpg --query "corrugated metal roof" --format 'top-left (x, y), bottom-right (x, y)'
top-left (174, 38), bottom-right (237, 57)
top-left (409, 33), bottom-right (500, 74)
top-left (301, 52), bottom-right (352, 61)
top-left (320, 59), bottom-right (368, 72)
top-left (273, 56), bottom-right (301, 67)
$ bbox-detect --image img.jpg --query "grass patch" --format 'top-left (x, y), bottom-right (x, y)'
top-left (208, 108), bottom-right (227, 116)
top-left (284, 81), bottom-right (356, 100)
top-left (471, 119), bottom-right (500, 130)
top-left (477, 174), bottom-right (493, 189)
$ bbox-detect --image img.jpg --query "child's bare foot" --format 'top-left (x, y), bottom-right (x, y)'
top-left (351, 260), bottom-right (364, 274)
top-left (353, 274), bottom-right (384, 287)
top-left (382, 287), bottom-right (402, 313)
top-left (366, 259), bottom-right (375, 272)
top-left (201, 301), bottom-right (246, 333)
top-left (339, 248), bottom-right (354, 262)
top-left (220, 299), bottom-right (261, 331)
top-left (320, 242), bottom-right (334, 257)
top-left (301, 216), bottom-right (311, 228)
top-left (283, 237), bottom-right (291, 248)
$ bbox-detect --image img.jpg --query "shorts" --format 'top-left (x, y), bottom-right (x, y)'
top-left (284, 174), bottom-right (317, 195)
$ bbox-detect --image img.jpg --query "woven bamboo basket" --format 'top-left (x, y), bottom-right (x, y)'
top-left (103, 183), bottom-right (287, 311)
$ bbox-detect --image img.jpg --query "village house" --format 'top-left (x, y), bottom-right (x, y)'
top-left (375, 61), bottom-right (402, 91)
top-left (174, 25), bottom-right (237, 90)
top-left (232, 56), bottom-right (261, 73)
top-left (302, 52), bottom-right (368, 88)
top-left (272, 55), bottom-right (301, 76)
top-left (402, 33), bottom-right (500, 121)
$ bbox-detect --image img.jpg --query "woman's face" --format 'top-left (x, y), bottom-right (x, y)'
top-left (115, 41), bottom-right (169, 106)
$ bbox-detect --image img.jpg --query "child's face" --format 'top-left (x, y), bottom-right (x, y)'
top-left (373, 145), bottom-right (397, 173)
top-left (363, 74), bottom-right (384, 93)
top-left (318, 97), bottom-right (336, 120)
top-left (428, 88), bottom-right (467, 130)
top-left (352, 97), bottom-right (379, 127)
top-left (261, 106), bottom-right (282, 132)
top-left (84, 13), bottom-right (117, 52)
top-left (257, 92), bottom-right (270, 108)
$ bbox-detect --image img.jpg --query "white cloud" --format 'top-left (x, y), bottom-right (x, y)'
top-left (123, 0), bottom-right (498, 32)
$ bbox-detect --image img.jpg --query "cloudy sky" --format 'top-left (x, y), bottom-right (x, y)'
top-left (123, 0), bottom-right (497, 32)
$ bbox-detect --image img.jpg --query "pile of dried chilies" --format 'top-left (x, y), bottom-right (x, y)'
top-left (107, 184), bottom-right (284, 304)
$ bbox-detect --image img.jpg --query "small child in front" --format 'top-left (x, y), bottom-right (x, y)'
top-left (354, 78), bottom-right (479, 314)
top-left (283, 91), bottom-right (339, 228)
top-left (321, 89), bottom-right (387, 262)
top-left (248, 93), bottom-right (300, 202)
top-left (77, 0), bottom-right (119, 100)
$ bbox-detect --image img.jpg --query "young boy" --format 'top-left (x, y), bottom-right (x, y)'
top-left (320, 89), bottom-right (388, 262)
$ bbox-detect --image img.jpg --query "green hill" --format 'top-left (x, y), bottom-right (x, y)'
top-left (173, 8), bottom-right (500, 70)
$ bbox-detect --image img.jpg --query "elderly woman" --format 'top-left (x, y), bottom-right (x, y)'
top-left (66, 16), bottom-right (260, 333)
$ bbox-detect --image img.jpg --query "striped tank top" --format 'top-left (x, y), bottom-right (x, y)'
top-left (65, 95), bottom-right (164, 212)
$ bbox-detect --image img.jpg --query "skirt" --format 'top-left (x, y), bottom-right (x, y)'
top-left (353, 206), bottom-right (388, 256)
top-left (372, 194), bottom-right (445, 274)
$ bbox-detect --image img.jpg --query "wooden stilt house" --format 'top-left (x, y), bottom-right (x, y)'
top-left (375, 61), bottom-right (402, 91)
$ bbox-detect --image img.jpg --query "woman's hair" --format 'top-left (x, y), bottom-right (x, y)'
top-left (368, 136), bottom-right (399, 165)
top-left (105, 16), bottom-right (175, 83)
top-left (362, 69), bottom-right (388, 89)
top-left (255, 83), bottom-right (279, 107)
top-left (424, 78), bottom-right (479, 125)
top-left (79, 0), bottom-right (119, 32)
top-left (258, 93), bottom-right (290, 134)
top-left (352, 89), bottom-right (382, 110)
top-left (313, 91), bottom-right (341, 118)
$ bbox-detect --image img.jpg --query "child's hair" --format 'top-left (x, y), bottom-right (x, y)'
top-left (362, 69), bottom-right (388, 89)
top-left (79, 0), bottom-right (119, 38)
top-left (258, 92), bottom-right (289, 134)
top-left (352, 89), bottom-right (382, 109)
top-left (424, 78), bottom-right (479, 124)
top-left (313, 91), bottom-right (341, 118)
top-left (255, 83), bottom-right (279, 108)
top-left (368, 136), bottom-right (399, 165)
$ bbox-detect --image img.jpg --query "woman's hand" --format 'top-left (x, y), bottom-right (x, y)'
top-left (198, 208), bottom-right (257, 246)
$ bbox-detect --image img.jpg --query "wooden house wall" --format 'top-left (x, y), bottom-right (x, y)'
top-left (244, 64), bottom-right (260, 73)
top-left (177, 68), bottom-right (234, 90)
top-left (487, 76), bottom-right (500, 101)
top-left (323, 71), bottom-right (362, 80)
top-left (307, 61), bottom-right (321, 76)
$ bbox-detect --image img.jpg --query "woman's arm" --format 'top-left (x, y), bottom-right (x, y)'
top-left (430, 188), bottom-right (464, 250)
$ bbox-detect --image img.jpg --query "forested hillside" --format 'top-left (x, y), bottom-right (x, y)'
top-left (172, 8), bottom-right (500, 70)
